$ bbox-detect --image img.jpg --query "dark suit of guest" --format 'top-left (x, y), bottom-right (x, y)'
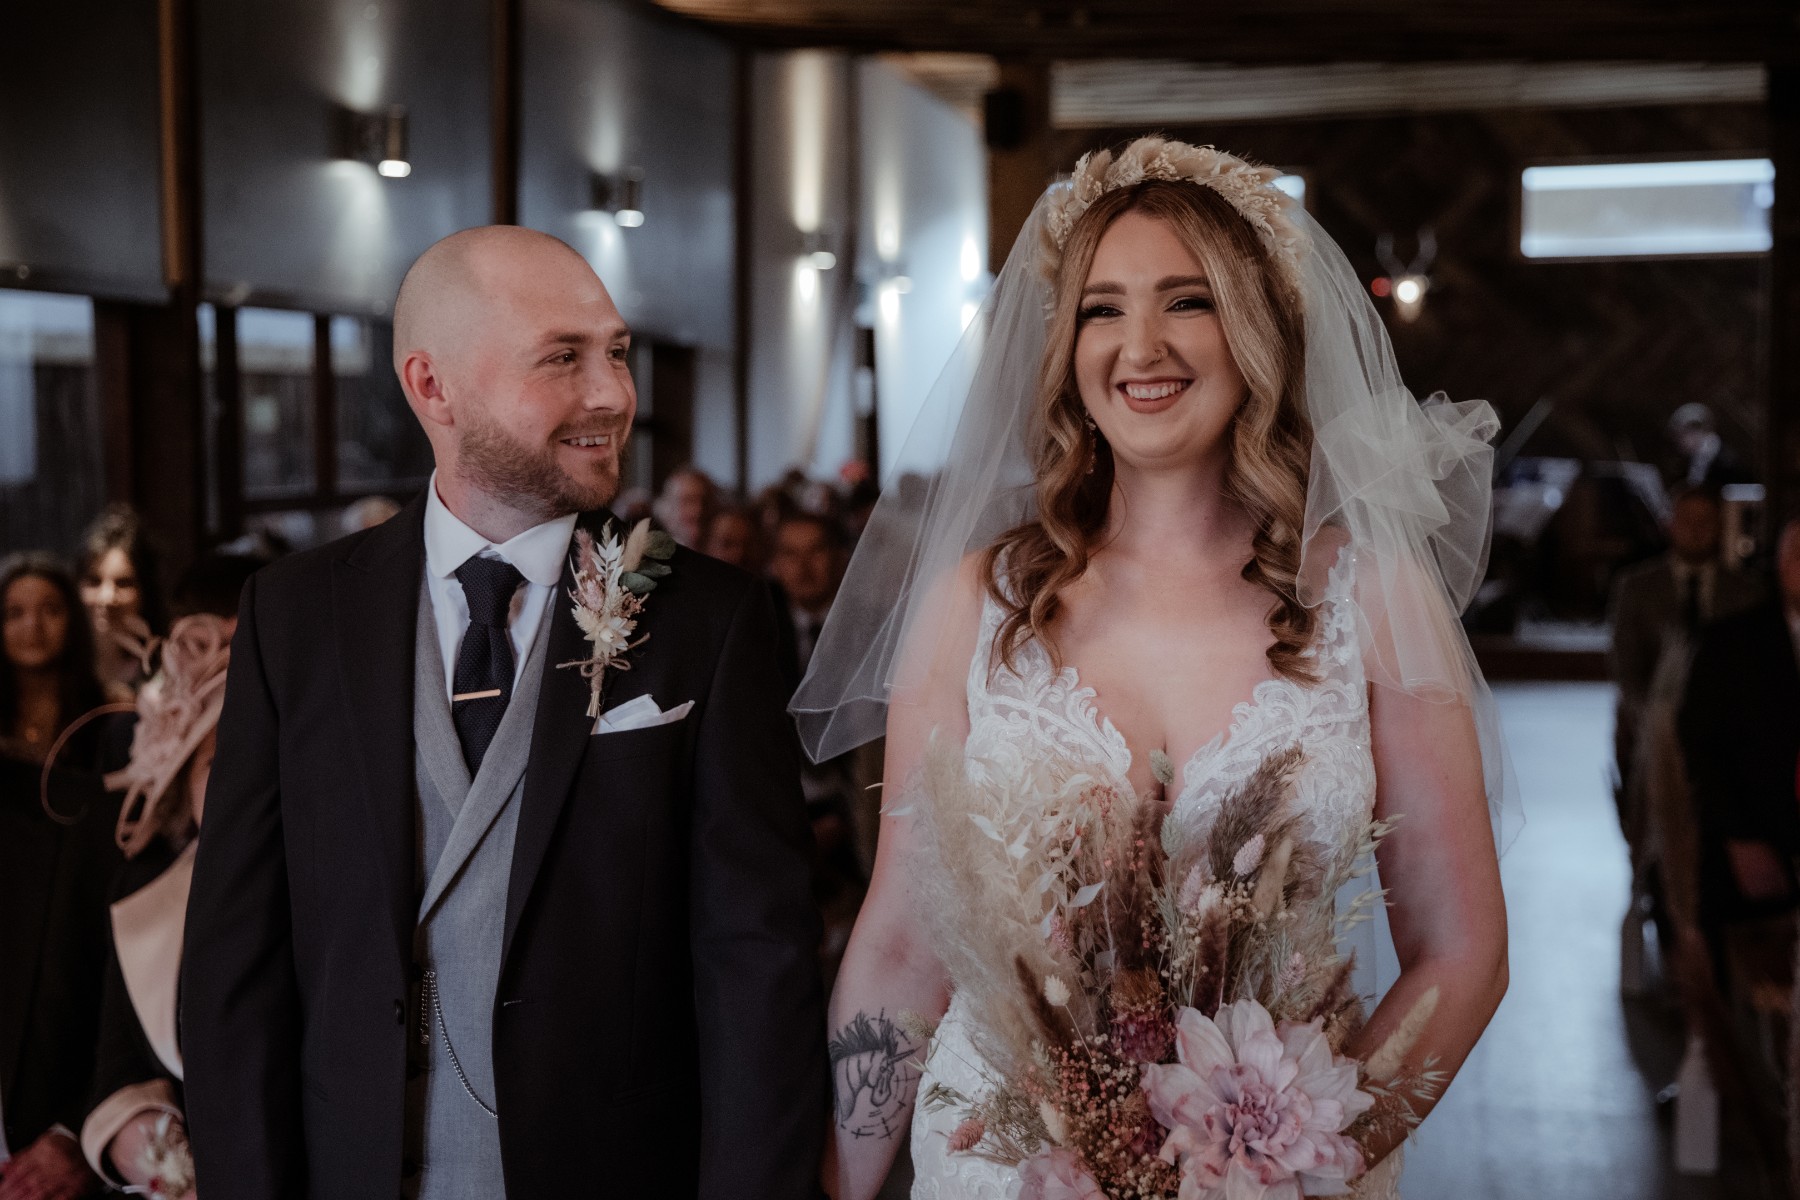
top-left (1677, 599), bottom-right (1800, 928)
top-left (180, 494), bottom-right (826, 1199)
top-left (0, 759), bottom-right (119, 1169)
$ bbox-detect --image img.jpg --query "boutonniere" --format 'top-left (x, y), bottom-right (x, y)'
top-left (558, 519), bottom-right (676, 717)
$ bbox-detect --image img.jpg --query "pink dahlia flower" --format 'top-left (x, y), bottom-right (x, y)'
top-left (1017, 1146), bottom-right (1106, 1200)
top-left (1140, 1000), bottom-right (1373, 1200)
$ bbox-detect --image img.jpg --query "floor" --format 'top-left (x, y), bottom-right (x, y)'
top-left (881, 681), bottom-right (1786, 1199)
top-left (1404, 682), bottom-right (1786, 1199)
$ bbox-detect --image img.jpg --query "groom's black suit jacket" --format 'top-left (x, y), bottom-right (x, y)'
top-left (181, 496), bottom-right (828, 1198)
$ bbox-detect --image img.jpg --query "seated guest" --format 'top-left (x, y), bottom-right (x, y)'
top-left (1611, 485), bottom-right (1762, 792)
top-left (77, 615), bottom-right (232, 1200)
top-left (1678, 516), bottom-right (1800, 951)
top-left (76, 507), bottom-right (168, 699)
top-left (701, 506), bottom-right (765, 574)
top-left (652, 464), bottom-right (717, 549)
top-left (1, 554), bottom-right (108, 769)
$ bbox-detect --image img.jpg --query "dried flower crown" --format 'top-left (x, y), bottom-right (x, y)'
top-left (1039, 137), bottom-right (1307, 294)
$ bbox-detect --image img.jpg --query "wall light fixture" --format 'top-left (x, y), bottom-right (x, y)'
top-left (339, 105), bottom-right (410, 178)
top-left (591, 170), bottom-right (646, 227)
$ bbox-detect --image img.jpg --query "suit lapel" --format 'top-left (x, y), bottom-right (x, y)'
top-left (332, 496), bottom-right (426, 971)
top-left (503, 509), bottom-right (614, 968)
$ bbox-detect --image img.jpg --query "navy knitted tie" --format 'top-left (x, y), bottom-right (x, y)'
top-left (452, 556), bottom-right (524, 775)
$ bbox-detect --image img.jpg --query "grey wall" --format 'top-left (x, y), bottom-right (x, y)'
top-left (520, 0), bottom-right (738, 483)
top-left (199, 0), bottom-right (494, 315)
top-left (0, 2), bottom-right (164, 299)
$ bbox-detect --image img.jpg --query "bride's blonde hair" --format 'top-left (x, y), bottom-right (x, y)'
top-left (983, 178), bottom-right (1317, 680)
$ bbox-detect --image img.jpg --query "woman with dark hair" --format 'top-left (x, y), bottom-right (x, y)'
top-left (76, 506), bottom-right (168, 697)
top-left (0, 553), bottom-right (107, 768)
top-left (0, 554), bottom-right (118, 1197)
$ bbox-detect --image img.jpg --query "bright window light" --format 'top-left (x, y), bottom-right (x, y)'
top-left (1272, 174), bottom-right (1305, 204)
top-left (1520, 158), bottom-right (1774, 259)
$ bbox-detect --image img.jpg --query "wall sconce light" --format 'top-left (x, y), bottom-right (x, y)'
top-left (591, 170), bottom-right (645, 227)
top-left (801, 229), bottom-right (836, 271)
top-left (1373, 230), bottom-right (1437, 324)
top-left (339, 105), bottom-right (411, 178)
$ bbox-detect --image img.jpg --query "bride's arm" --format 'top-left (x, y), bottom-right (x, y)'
top-left (824, 561), bottom-right (984, 1199)
top-left (1346, 678), bottom-right (1509, 1165)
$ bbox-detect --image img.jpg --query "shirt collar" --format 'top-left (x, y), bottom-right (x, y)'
top-left (423, 472), bottom-right (578, 588)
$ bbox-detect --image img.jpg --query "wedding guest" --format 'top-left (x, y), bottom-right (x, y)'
top-left (653, 464), bottom-right (717, 548)
top-left (768, 512), bottom-right (864, 975)
top-left (76, 507), bottom-right (168, 698)
top-left (1678, 515), bottom-right (1800, 958)
top-left (768, 512), bottom-right (845, 688)
top-left (701, 506), bottom-right (765, 573)
top-left (0, 562), bottom-right (121, 1200)
top-left (77, 615), bottom-right (231, 1200)
top-left (1610, 486), bottom-right (1762, 814)
top-left (1, 554), bottom-right (108, 769)
top-left (0, 753), bottom-right (116, 1200)
top-left (1666, 402), bottom-right (1753, 490)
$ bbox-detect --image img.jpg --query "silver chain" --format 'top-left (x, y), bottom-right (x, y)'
top-left (421, 969), bottom-right (499, 1119)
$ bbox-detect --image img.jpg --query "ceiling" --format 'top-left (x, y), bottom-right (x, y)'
top-left (650, 1), bottom-right (1800, 64)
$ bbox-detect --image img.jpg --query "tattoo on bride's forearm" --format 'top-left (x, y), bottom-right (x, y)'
top-left (828, 1010), bottom-right (920, 1141)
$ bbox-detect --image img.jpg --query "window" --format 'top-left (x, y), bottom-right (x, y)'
top-left (0, 290), bottom-right (103, 557)
top-left (203, 305), bottom-right (432, 551)
top-left (1520, 158), bottom-right (1775, 260)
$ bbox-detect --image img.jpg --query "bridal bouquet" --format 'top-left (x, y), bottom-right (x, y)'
top-left (905, 740), bottom-right (1442, 1200)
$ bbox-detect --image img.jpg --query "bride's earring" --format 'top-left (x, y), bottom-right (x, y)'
top-left (1084, 413), bottom-right (1101, 476)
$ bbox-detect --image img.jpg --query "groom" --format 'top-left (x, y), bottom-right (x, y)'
top-left (181, 227), bottom-right (827, 1198)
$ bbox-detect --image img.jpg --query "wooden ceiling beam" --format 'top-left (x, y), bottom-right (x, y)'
top-left (649, 1), bottom-right (1800, 64)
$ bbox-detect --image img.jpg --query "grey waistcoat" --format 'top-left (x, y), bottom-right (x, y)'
top-left (403, 581), bottom-right (551, 1200)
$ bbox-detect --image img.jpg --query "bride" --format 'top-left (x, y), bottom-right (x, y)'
top-left (795, 137), bottom-right (1510, 1199)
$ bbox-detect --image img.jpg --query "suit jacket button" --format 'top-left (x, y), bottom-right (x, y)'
top-left (394, 999), bottom-right (405, 1025)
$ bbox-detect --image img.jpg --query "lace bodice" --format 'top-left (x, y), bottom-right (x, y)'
top-left (911, 552), bottom-right (1399, 1199)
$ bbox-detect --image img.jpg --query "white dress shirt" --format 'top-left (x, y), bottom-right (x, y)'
top-left (422, 474), bottom-right (578, 702)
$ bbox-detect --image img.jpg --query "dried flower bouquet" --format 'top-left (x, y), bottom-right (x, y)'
top-left (906, 738), bottom-right (1443, 1200)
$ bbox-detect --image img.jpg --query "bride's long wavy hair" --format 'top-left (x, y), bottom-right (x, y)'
top-left (983, 178), bottom-right (1317, 680)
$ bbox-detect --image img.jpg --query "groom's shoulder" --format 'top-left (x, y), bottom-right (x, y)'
top-left (247, 511), bottom-right (420, 610)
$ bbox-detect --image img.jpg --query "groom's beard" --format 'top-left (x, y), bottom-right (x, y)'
top-left (460, 409), bottom-right (627, 519)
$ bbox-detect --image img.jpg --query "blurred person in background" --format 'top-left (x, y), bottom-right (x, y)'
top-left (1, 555), bottom-right (108, 769)
top-left (768, 512), bottom-right (844, 684)
top-left (767, 512), bottom-right (864, 979)
top-left (76, 507), bottom-right (168, 699)
top-left (0, 555), bottom-right (121, 1198)
top-left (701, 506), bottom-right (765, 574)
top-left (1611, 485), bottom-right (1763, 801)
top-left (652, 464), bottom-right (717, 548)
top-left (1678, 515), bottom-right (1800, 963)
top-left (1666, 402), bottom-right (1753, 490)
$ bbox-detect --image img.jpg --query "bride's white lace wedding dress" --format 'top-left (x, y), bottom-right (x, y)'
top-left (910, 553), bottom-right (1403, 1199)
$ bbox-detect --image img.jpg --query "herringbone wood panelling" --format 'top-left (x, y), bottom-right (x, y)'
top-left (1053, 104), bottom-right (1771, 469)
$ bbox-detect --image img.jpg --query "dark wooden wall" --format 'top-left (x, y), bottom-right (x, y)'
top-left (1055, 104), bottom-right (1771, 473)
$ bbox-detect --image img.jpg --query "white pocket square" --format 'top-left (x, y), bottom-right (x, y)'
top-left (592, 695), bottom-right (694, 735)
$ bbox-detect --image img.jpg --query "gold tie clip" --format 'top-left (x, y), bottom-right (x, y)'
top-left (452, 688), bottom-right (503, 702)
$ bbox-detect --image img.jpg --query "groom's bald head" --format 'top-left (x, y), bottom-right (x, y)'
top-left (391, 226), bottom-right (636, 535)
